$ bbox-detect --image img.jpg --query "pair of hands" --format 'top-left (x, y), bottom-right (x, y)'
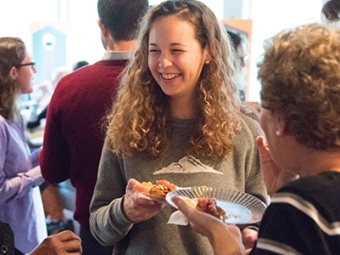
top-left (121, 136), bottom-right (297, 253)
top-left (121, 180), bottom-right (251, 254)
top-left (171, 136), bottom-right (299, 254)
top-left (30, 230), bottom-right (82, 255)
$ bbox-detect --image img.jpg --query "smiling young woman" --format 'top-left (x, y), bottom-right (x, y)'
top-left (89, 1), bottom-right (268, 254)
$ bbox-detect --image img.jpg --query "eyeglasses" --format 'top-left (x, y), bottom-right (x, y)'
top-left (15, 62), bottom-right (36, 68)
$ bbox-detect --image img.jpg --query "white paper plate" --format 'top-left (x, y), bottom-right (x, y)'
top-left (165, 186), bottom-right (267, 225)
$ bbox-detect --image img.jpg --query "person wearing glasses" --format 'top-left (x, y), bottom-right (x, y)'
top-left (0, 37), bottom-right (47, 254)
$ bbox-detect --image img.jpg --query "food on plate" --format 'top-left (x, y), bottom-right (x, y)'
top-left (196, 197), bottom-right (227, 222)
top-left (180, 196), bottom-right (227, 222)
top-left (134, 180), bottom-right (177, 197)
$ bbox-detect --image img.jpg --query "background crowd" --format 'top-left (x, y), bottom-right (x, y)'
top-left (0, 0), bottom-right (340, 254)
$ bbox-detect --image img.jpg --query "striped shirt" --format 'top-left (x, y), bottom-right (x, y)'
top-left (251, 171), bottom-right (340, 255)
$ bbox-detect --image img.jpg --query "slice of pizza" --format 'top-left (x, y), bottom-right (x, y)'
top-left (134, 179), bottom-right (177, 197)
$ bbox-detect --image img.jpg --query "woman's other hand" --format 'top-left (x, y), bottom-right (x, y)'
top-left (172, 196), bottom-right (245, 255)
top-left (256, 136), bottom-right (299, 196)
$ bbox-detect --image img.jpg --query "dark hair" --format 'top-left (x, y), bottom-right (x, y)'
top-left (97, 0), bottom-right (149, 42)
top-left (227, 30), bottom-right (242, 51)
top-left (72, 60), bottom-right (89, 71)
top-left (0, 37), bottom-right (26, 120)
top-left (0, 220), bottom-right (14, 255)
top-left (322, 0), bottom-right (340, 22)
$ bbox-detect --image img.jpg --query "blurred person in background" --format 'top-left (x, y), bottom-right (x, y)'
top-left (227, 30), bottom-right (248, 102)
top-left (0, 219), bottom-right (82, 255)
top-left (0, 36), bottom-right (46, 254)
top-left (40, 0), bottom-right (149, 254)
top-left (321, 0), bottom-right (340, 23)
top-left (227, 30), bottom-right (261, 113)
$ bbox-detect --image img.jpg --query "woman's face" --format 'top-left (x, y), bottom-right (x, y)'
top-left (148, 15), bottom-right (209, 103)
top-left (15, 54), bottom-right (36, 94)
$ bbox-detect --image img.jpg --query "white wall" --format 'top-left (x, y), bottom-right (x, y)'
top-left (0, 0), bottom-right (324, 99)
top-left (0, 0), bottom-right (101, 68)
top-left (248, 0), bottom-right (323, 101)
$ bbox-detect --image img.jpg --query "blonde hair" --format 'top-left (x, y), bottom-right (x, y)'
top-left (258, 23), bottom-right (340, 150)
top-left (106, 0), bottom-right (241, 158)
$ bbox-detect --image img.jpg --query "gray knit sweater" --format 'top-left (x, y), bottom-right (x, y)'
top-left (90, 112), bottom-right (268, 255)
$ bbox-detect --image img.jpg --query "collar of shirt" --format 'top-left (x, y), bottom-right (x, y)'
top-left (102, 51), bottom-right (133, 61)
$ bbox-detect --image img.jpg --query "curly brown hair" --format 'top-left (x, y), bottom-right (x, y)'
top-left (106, 0), bottom-right (241, 158)
top-left (258, 23), bottom-right (340, 150)
top-left (0, 37), bottom-right (26, 120)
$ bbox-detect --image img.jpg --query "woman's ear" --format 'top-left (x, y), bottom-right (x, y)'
top-left (274, 113), bottom-right (286, 136)
top-left (204, 48), bottom-right (212, 63)
top-left (9, 66), bottom-right (18, 80)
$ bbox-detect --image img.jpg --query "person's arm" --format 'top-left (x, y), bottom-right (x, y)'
top-left (40, 90), bottom-right (70, 183)
top-left (0, 123), bottom-right (44, 203)
top-left (89, 142), bottom-right (133, 245)
top-left (256, 136), bottom-right (299, 196)
top-left (89, 141), bottom-right (162, 246)
top-left (29, 230), bottom-right (82, 255)
top-left (172, 196), bottom-right (245, 255)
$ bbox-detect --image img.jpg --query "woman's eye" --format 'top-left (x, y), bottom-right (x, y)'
top-left (149, 49), bottom-right (160, 53)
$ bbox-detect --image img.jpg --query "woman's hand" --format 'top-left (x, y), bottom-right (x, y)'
top-left (172, 196), bottom-right (245, 255)
top-left (256, 136), bottom-right (299, 196)
top-left (122, 178), bottom-right (163, 223)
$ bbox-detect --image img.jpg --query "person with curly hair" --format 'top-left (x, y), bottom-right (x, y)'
top-left (40, 0), bottom-right (149, 254)
top-left (0, 37), bottom-right (47, 254)
top-left (89, 1), bottom-right (268, 254)
top-left (173, 22), bottom-right (340, 255)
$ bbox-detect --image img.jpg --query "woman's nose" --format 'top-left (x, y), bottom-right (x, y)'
top-left (158, 54), bottom-right (173, 68)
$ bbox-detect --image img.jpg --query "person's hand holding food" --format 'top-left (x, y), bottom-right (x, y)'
top-left (172, 196), bottom-right (245, 255)
top-left (122, 178), bottom-right (167, 223)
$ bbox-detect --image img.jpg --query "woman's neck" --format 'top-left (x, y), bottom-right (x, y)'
top-left (170, 95), bottom-right (198, 119)
top-left (297, 147), bottom-right (340, 177)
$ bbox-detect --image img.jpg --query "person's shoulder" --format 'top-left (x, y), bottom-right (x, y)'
top-left (238, 108), bottom-right (263, 138)
top-left (0, 115), bottom-right (8, 128)
top-left (281, 171), bottom-right (340, 194)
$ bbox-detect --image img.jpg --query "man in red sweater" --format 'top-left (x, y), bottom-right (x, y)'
top-left (40, 0), bottom-right (149, 254)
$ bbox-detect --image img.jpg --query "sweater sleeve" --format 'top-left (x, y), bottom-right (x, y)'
top-left (89, 139), bottom-right (134, 245)
top-left (0, 120), bottom-right (44, 204)
top-left (40, 89), bottom-right (70, 183)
